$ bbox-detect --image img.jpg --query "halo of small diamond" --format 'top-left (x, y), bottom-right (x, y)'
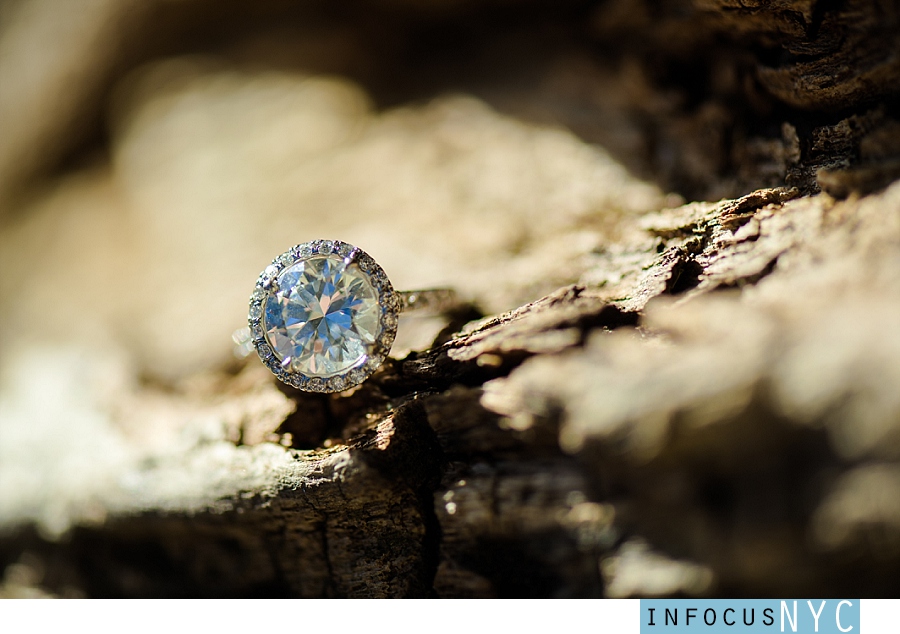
top-left (248, 240), bottom-right (399, 393)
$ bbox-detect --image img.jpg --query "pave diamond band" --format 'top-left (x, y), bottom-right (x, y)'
top-left (242, 239), bottom-right (457, 393)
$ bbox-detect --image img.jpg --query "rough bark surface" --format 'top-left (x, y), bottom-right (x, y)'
top-left (1, 0), bottom-right (899, 598)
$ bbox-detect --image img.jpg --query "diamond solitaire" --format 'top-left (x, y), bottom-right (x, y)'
top-left (248, 240), bottom-right (400, 393)
top-left (247, 239), bottom-right (461, 393)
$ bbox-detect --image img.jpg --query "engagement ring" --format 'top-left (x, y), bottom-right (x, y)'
top-left (236, 239), bottom-right (458, 393)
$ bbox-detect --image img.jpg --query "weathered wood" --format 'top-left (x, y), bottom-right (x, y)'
top-left (1, 0), bottom-right (899, 598)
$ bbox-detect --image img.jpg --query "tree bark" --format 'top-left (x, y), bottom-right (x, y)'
top-left (1, 0), bottom-right (898, 598)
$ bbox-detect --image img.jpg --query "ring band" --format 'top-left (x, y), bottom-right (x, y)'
top-left (237, 240), bottom-right (457, 393)
top-left (397, 288), bottom-right (460, 314)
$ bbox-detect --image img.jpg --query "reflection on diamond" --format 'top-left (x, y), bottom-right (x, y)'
top-left (263, 255), bottom-right (381, 377)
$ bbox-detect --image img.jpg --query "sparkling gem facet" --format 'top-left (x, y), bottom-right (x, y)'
top-left (262, 255), bottom-right (381, 377)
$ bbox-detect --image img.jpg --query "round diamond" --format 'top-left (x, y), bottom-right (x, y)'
top-left (262, 254), bottom-right (382, 377)
top-left (289, 374), bottom-right (305, 388)
top-left (257, 342), bottom-right (273, 359)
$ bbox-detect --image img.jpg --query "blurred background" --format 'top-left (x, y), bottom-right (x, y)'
top-left (1, 0), bottom-right (898, 598)
top-left (0, 0), bottom-right (694, 382)
top-left (2, 0), bottom-right (836, 384)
